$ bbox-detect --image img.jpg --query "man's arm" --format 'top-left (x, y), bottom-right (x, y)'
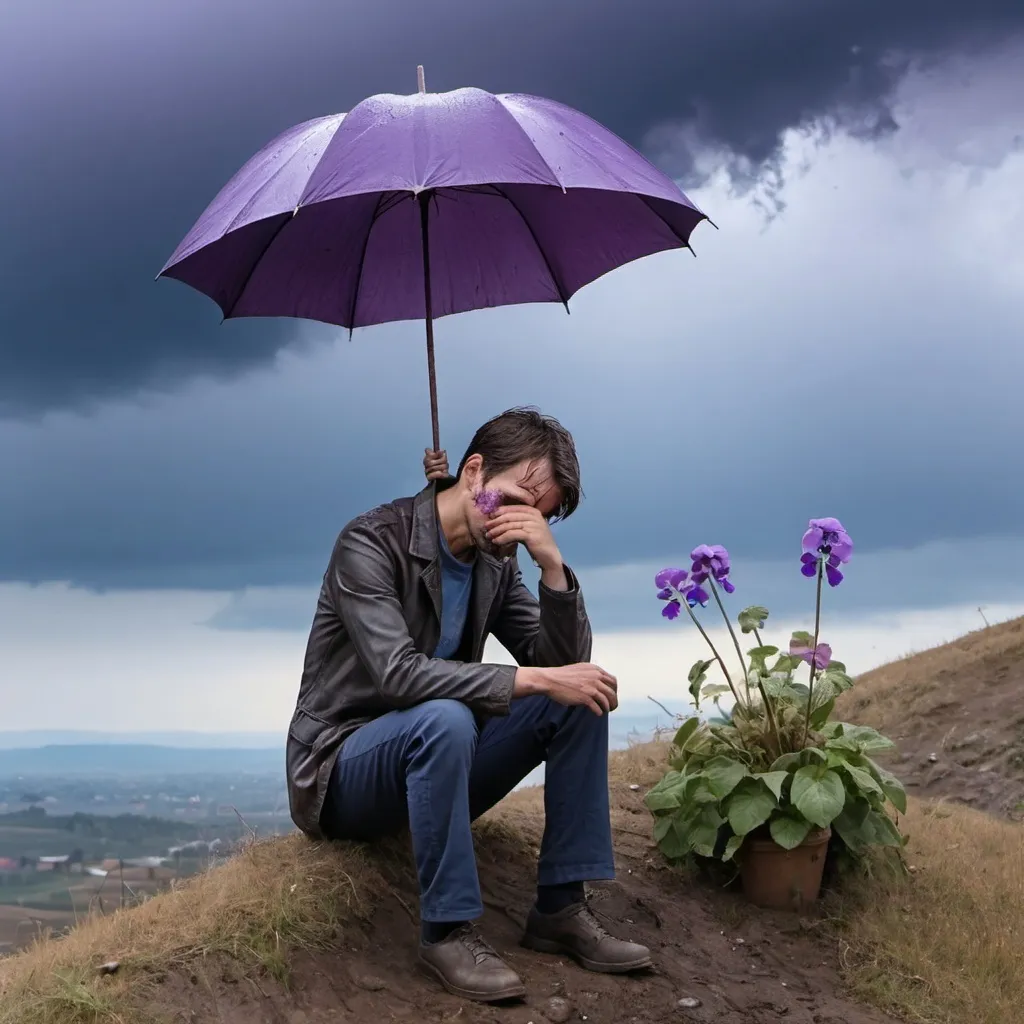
top-left (327, 519), bottom-right (516, 714)
top-left (490, 557), bottom-right (593, 669)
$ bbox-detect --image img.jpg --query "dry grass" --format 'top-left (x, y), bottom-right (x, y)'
top-left (836, 615), bottom-right (1024, 732)
top-left (0, 834), bottom-right (384, 1024)
top-left (837, 799), bottom-right (1024, 1024)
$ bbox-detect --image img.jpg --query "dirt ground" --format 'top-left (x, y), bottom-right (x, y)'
top-left (155, 777), bottom-right (899, 1024)
top-left (838, 615), bottom-right (1024, 818)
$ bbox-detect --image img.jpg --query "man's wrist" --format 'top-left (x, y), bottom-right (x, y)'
top-left (513, 666), bottom-right (548, 698)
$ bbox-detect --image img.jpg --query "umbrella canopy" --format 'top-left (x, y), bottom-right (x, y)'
top-left (160, 76), bottom-right (708, 448)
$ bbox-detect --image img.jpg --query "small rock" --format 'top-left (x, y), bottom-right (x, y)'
top-left (928, 753), bottom-right (938, 763)
top-left (542, 996), bottom-right (573, 1023)
top-left (629, 784), bottom-right (641, 791)
top-left (677, 996), bottom-right (702, 1009)
top-left (352, 973), bottom-right (388, 992)
top-left (97, 961), bottom-right (120, 975)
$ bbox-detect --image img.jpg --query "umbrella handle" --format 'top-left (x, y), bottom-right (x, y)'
top-left (419, 191), bottom-right (441, 452)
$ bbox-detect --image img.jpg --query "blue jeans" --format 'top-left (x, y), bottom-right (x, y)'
top-left (323, 695), bottom-right (615, 922)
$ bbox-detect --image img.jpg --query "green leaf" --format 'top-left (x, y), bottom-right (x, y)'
top-left (837, 724), bottom-right (897, 754)
top-left (770, 814), bottom-right (814, 851)
top-left (866, 760), bottom-right (908, 814)
top-left (771, 653), bottom-right (803, 675)
top-left (791, 766), bottom-right (846, 829)
top-left (770, 752), bottom-right (802, 773)
top-left (645, 787), bottom-right (683, 812)
top-left (810, 677), bottom-right (838, 709)
top-left (688, 659), bottom-right (714, 684)
top-left (865, 810), bottom-right (906, 848)
top-left (703, 756), bottom-right (749, 799)
top-left (673, 717), bottom-right (701, 750)
top-left (725, 779), bottom-right (778, 836)
top-left (652, 815), bottom-right (674, 842)
top-left (790, 630), bottom-right (814, 647)
top-left (700, 683), bottom-right (732, 701)
top-left (688, 659), bottom-right (714, 706)
top-left (688, 805), bottom-right (726, 858)
top-left (753, 771), bottom-right (789, 801)
top-left (723, 834), bottom-right (744, 861)
top-left (820, 666), bottom-right (854, 693)
top-left (840, 762), bottom-right (884, 797)
top-left (656, 818), bottom-right (692, 860)
top-left (748, 645), bottom-right (780, 674)
top-left (809, 697), bottom-right (836, 731)
top-left (738, 605), bottom-right (770, 633)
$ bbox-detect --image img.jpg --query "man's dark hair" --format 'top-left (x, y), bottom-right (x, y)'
top-left (456, 407), bottom-right (582, 522)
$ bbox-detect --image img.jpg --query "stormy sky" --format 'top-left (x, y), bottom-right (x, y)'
top-left (2, 0), bottom-right (1023, 730)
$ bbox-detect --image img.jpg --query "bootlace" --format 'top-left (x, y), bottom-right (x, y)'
top-left (456, 924), bottom-right (500, 964)
top-left (574, 903), bottom-right (611, 940)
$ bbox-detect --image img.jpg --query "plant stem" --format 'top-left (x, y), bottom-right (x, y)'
top-left (708, 578), bottom-right (750, 702)
top-left (746, 628), bottom-right (783, 755)
top-left (647, 695), bottom-right (677, 721)
top-left (801, 558), bottom-right (825, 747)
top-left (681, 600), bottom-right (745, 708)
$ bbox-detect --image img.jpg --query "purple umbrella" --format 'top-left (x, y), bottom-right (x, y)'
top-left (160, 69), bottom-right (708, 450)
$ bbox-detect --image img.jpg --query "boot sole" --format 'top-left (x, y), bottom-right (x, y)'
top-left (418, 957), bottom-right (527, 1003)
top-left (520, 934), bottom-right (653, 974)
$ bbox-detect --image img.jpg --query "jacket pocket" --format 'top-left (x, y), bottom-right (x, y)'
top-left (288, 707), bottom-right (329, 750)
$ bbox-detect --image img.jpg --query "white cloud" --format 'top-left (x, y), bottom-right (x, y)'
top-left (2, 577), bottom-right (1020, 733)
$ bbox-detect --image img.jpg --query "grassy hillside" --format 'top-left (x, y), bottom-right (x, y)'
top-left (2, 620), bottom-right (1023, 1024)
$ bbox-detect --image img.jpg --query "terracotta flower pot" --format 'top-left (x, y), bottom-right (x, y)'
top-left (739, 827), bottom-right (831, 910)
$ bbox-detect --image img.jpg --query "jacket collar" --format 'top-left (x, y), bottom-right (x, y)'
top-left (409, 478), bottom-right (503, 571)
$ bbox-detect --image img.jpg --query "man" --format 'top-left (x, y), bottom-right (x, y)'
top-left (287, 408), bottom-right (650, 1003)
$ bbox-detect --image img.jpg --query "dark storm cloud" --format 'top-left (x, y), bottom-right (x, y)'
top-left (1, 0), bottom-right (1022, 414)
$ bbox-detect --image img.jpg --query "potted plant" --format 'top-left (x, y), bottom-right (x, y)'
top-left (644, 519), bottom-right (907, 910)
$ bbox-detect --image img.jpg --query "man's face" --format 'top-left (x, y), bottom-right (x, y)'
top-left (464, 457), bottom-right (562, 558)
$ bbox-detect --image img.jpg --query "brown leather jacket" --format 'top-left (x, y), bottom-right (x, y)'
top-left (286, 480), bottom-right (593, 838)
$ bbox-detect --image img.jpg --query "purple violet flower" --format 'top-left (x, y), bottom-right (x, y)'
top-left (689, 544), bottom-right (735, 593)
top-left (800, 517), bottom-right (853, 587)
top-left (655, 568), bottom-right (700, 618)
top-left (790, 637), bottom-right (833, 670)
top-left (654, 567), bottom-right (709, 618)
top-left (474, 489), bottom-right (503, 516)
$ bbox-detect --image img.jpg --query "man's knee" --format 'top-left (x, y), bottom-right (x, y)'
top-left (413, 699), bottom-right (479, 748)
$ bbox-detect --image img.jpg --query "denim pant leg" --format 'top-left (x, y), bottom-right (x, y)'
top-left (324, 699), bottom-right (483, 923)
top-left (468, 695), bottom-right (616, 887)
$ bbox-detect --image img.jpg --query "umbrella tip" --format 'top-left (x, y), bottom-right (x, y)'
top-left (417, 65), bottom-right (426, 93)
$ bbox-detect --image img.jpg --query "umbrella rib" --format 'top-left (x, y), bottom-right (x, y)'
top-left (347, 191), bottom-right (389, 336)
top-left (488, 186), bottom-right (569, 311)
top-left (635, 194), bottom-right (708, 253)
top-left (222, 213), bottom-right (294, 320)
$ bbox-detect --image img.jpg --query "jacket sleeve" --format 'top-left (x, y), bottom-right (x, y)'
top-left (327, 518), bottom-right (516, 715)
top-left (490, 557), bottom-right (593, 668)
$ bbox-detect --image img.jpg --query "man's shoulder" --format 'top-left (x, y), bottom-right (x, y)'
top-left (336, 494), bottom-right (417, 548)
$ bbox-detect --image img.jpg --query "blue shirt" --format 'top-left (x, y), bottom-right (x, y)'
top-left (432, 526), bottom-right (474, 660)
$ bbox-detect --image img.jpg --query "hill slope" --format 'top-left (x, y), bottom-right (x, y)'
top-left (0, 744), bottom-right (899, 1024)
top-left (837, 614), bottom-right (1024, 817)
top-left (3, 620), bottom-right (1024, 1024)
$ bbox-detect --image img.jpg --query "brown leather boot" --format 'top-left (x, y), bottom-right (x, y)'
top-left (419, 923), bottom-right (526, 1002)
top-left (521, 902), bottom-right (652, 974)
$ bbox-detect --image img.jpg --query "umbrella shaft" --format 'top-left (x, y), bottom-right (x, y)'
top-left (420, 192), bottom-right (440, 452)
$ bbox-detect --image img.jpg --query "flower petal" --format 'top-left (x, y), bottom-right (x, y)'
top-left (655, 567), bottom-right (688, 590)
top-left (687, 585), bottom-right (709, 607)
top-left (720, 577), bottom-right (735, 594)
top-left (801, 526), bottom-right (825, 555)
top-left (830, 532), bottom-right (854, 563)
top-left (813, 643), bottom-right (833, 670)
top-left (800, 558), bottom-right (818, 578)
top-left (825, 563), bottom-right (844, 587)
top-left (662, 600), bottom-right (682, 620)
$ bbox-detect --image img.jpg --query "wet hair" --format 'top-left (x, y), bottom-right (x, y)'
top-left (456, 407), bottom-right (582, 522)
